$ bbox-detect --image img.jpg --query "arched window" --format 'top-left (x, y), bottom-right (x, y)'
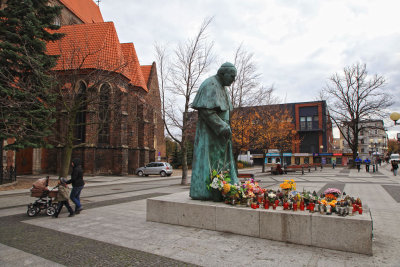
top-left (98, 84), bottom-right (110, 144)
top-left (74, 82), bottom-right (86, 144)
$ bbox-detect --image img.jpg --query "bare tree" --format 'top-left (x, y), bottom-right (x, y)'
top-left (321, 63), bottom-right (393, 164)
top-left (155, 18), bottom-right (215, 185)
top-left (228, 44), bottom-right (277, 109)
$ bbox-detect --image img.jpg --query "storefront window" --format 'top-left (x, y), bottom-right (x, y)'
top-left (304, 157), bottom-right (309, 164)
top-left (295, 157), bottom-right (300, 165)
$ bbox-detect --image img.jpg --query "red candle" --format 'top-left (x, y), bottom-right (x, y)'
top-left (251, 203), bottom-right (257, 209)
top-left (300, 202), bottom-right (305, 211)
top-left (283, 202), bottom-right (289, 210)
top-left (310, 203), bottom-right (314, 212)
top-left (272, 204), bottom-right (276, 210)
top-left (353, 204), bottom-right (358, 212)
top-left (264, 203), bottom-right (269, 209)
top-left (275, 199), bottom-right (280, 206)
top-left (257, 203), bottom-right (260, 208)
top-left (358, 207), bottom-right (363, 214)
top-left (293, 204), bottom-right (298, 211)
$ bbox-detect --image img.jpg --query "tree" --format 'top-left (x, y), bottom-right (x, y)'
top-left (231, 105), bottom-right (297, 173)
top-left (388, 139), bottom-right (399, 155)
top-left (253, 107), bottom-right (297, 172)
top-left (0, 0), bottom-right (63, 151)
top-left (321, 63), bottom-right (393, 165)
top-left (228, 44), bottom-right (277, 109)
top-left (155, 18), bottom-right (214, 185)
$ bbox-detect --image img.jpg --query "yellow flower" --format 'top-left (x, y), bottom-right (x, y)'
top-left (223, 183), bottom-right (231, 194)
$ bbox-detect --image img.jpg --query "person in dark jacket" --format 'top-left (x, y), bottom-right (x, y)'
top-left (66, 158), bottom-right (85, 214)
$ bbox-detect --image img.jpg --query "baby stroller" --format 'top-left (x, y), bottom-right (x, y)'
top-left (27, 176), bottom-right (59, 217)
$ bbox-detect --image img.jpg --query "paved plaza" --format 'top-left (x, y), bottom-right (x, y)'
top-left (0, 164), bottom-right (399, 266)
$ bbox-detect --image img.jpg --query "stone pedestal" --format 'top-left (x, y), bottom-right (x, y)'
top-left (147, 192), bottom-right (373, 255)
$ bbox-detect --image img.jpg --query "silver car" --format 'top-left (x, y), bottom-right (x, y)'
top-left (136, 162), bottom-right (173, 177)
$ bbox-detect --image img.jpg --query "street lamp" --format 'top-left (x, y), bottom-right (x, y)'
top-left (390, 112), bottom-right (400, 125)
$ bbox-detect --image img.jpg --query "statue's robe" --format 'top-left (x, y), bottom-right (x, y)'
top-left (189, 75), bottom-right (239, 200)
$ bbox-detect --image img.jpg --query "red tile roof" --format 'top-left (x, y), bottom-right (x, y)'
top-left (59, 0), bottom-right (103, 23)
top-left (47, 22), bottom-right (148, 92)
top-left (121, 43), bottom-right (148, 92)
top-left (141, 65), bottom-right (152, 86)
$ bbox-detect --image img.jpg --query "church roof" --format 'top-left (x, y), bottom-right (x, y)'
top-left (141, 65), bottom-right (152, 86)
top-left (47, 22), bottom-right (148, 92)
top-left (58, 0), bottom-right (104, 23)
top-left (121, 43), bottom-right (148, 92)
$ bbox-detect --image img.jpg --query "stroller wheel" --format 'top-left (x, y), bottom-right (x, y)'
top-left (46, 206), bottom-right (56, 216)
top-left (27, 207), bottom-right (38, 217)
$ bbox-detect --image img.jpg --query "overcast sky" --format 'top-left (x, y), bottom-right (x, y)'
top-left (99, 0), bottom-right (400, 138)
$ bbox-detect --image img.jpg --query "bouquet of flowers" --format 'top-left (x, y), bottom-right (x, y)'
top-left (280, 179), bottom-right (296, 191)
top-left (323, 188), bottom-right (341, 197)
top-left (207, 170), bottom-right (231, 191)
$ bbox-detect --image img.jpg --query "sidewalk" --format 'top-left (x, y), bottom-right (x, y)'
top-left (1, 165), bottom-right (400, 266)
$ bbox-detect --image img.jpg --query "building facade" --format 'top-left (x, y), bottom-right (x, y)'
top-left (4, 0), bottom-right (166, 175)
top-left (340, 120), bottom-right (388, 161)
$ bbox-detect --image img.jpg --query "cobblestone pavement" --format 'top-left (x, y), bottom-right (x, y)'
top-left (0, 164), bottom-right (400, 266)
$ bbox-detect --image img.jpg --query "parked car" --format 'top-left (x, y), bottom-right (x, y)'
top-left (136, 162), bottom-right (173, 177)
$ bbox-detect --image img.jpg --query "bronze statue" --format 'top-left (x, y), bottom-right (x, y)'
top-left (190, 62), bottom-right (239, 200)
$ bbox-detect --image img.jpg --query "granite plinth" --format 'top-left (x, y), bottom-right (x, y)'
top-left (146, 192), bottom-right (373, 255)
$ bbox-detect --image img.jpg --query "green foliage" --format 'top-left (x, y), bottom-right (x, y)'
top-left (170, 141), bottom-right (194, 169)
top-left (0, 0), bottom-right (63, 149)
top-left (171, 145), bottom-right (182, 169)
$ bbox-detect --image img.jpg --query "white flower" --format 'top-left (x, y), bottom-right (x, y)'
top-left (211, 178), bottom-right (221, 189)
top-left (268, 192), bottom-right (276, 198)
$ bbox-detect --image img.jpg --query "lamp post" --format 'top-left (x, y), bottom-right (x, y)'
top-left (390, 112), bottom-right (400, 125)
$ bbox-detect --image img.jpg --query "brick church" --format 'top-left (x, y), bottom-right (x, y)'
top-left (12, 0), bottom-right (166, 175)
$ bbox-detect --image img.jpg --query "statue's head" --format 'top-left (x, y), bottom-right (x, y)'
top-left (217, 62), bottom-right (237, 86)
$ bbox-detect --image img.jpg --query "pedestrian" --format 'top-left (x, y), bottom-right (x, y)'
top-left (392, 160), bottom-right (398, 176)
top-left (66, 158), bottom-right (85, 214)
top-left (355, 156), bottom-right (362, 172)
top-left (53, 177), bottom-right (74, 218)
top-left (364, 158), bottom-right (371, 172)
top-left (332, 159), bottom-right (336, 169)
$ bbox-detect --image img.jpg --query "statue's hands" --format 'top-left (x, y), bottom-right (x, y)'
top-left (220, 125), bottom-right (231, 139)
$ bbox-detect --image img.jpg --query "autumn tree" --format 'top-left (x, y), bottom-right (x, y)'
top-left (231, 105), bottom-right (298, 173)
top-left (321, 63), bottom-right (393, 165)
top-left (0, 0), bottom-right (63, 154)
top-left (388, 139), bottom-right (399, 155)
top-left (155, 18), bottom-right (214, 185)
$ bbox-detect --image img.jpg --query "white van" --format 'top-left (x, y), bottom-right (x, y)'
top-left (390, 153), bottom-right (399, 163)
